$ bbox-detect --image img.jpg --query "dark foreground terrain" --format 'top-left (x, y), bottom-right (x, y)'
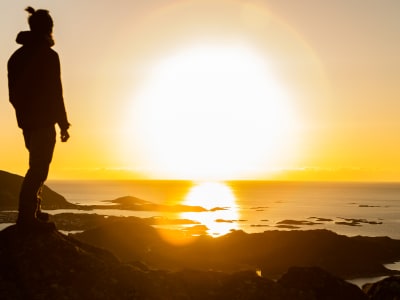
top-left (1, 224), bottom-right (400, 300)
top-left (73, 219), bottom-right (400, 280)
top-left (1, 171), bottom-right (400, 298)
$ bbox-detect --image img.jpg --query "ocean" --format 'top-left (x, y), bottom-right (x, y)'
top-left (46, 180), bottom-right (400, 239)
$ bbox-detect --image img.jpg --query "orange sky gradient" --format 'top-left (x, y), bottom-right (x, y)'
top-left (0, 0), bottom-right (399, 181)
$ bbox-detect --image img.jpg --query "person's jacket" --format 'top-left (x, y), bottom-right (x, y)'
top-left (8, 31), bottom-right (70, 130)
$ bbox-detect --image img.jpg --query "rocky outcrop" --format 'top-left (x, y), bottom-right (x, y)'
top-left (363, 276), bottom-right (400, 299)
top-left (0, 225), bottom-right (139, 299)
top-left (0, 224), bottom-right (372, 300)
top-left (278, 266), bottom-right (367, 300)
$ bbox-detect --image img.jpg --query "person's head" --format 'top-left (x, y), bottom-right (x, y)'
top-left (26, 7), bottom-right (53, 35)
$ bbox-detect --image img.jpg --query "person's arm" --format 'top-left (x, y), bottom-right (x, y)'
top-left (52, 52), bottom-right (70, 141)
top-left (60, 128), bottom-right (70, 142)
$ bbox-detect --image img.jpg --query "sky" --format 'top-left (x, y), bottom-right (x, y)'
top-left (0, 0), bottom-right (399, 181)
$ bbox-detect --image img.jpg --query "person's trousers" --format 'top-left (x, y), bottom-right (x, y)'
top-left (18, 126), bottom-right (56, 220)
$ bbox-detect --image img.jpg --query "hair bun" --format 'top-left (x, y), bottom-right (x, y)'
top-left (25, 7), bottom-right (35, 15)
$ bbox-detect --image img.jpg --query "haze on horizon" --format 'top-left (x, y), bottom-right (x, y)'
top-left (0, 0), bottom-right (399, 181)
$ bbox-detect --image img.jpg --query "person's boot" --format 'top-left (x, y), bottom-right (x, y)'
top-left (17, 199), bottom-right (55, 232)
top-left (36, 197), bottom-right (50, 222)
top-left (17, 215), bottom-right (56, 233)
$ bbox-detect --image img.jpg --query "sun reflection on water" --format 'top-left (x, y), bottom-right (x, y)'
top-left (181, 182), bottom-right (240, 236)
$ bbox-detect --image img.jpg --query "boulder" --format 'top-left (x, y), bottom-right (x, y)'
top-left (363, 275), bottom-right (400, 299)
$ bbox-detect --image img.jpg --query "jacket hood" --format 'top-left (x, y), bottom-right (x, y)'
top-left (16, 31), bottom-right (54, 47)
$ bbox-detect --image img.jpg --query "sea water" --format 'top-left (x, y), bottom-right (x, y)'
top-left (46, 180), bottom-right (400, 239)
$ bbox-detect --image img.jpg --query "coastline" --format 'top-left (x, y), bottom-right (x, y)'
top-left (45, 179), bottom-right (400, 239)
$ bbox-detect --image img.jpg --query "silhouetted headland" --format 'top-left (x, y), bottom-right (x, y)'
top-left (0, 171), bottom-right (76, 210)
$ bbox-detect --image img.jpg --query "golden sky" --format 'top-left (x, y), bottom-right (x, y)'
top-left (0, 0), bottom-right (399, 181)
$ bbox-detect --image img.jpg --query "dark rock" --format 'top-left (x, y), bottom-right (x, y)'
top-left (363, 276), bottom-right (400, 299)
top-left (75, 222), bottom-right (400, 280)
top-left (277, 219), bottom-right (323, 226)
top-left (145, 269), bottom-right (284, 300)
top-left (278, 266), bottom-right (367, 300)
top-left (98, 195), bottom-right (208, 212)
top-left (335, 221), bottom-right (362, 226)
top-left (275, 224), bottom-right (301, 229)
top-left (308, 217), bottom-right (333, 222)
top-left (213, 270), bottom-right (283, 300)
top-left (0, 225), bottom-right (140, 299)
top-left (336, 217), bottom-right (383, 226)
top-left (0, 225), bottom-right (387, 299)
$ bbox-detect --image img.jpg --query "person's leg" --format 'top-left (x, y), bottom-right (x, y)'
top-left (36, 188), bottom-right (50, 221)
top-left (17, 126), bottom-right (56, 228)
top-left (17, 129), bottom-right (36, 223)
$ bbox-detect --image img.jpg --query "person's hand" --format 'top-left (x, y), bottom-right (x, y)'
top-left (61, 129), bottom-right (70, 142)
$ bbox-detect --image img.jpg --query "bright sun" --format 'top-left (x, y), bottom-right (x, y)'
top-left (127, 43), bottom-right (300, 179)
top-left (181, 181), bottom-right (239, 236)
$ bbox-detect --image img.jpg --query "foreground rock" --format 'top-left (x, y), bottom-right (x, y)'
top-left (74, 220), bottom-right (400, 280)
top-left (0, 225), bottom-right (139, 299)
top-left (0, 225), bottom-right (369, 299)
top-left (278, 267), bottom-right (366, 300)
top-left (363, 276), bottom-right (400, 299)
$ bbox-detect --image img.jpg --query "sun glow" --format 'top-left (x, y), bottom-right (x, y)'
top-left (184, 181), bottom-right (236, 210)
top-left (181, 182), bottom-right (239, 236)
top-left (125, 43), bottom-right (301, 179)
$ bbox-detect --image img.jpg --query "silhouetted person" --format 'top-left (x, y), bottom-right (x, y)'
top-left (8, 7), bottom-right (70, 231)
